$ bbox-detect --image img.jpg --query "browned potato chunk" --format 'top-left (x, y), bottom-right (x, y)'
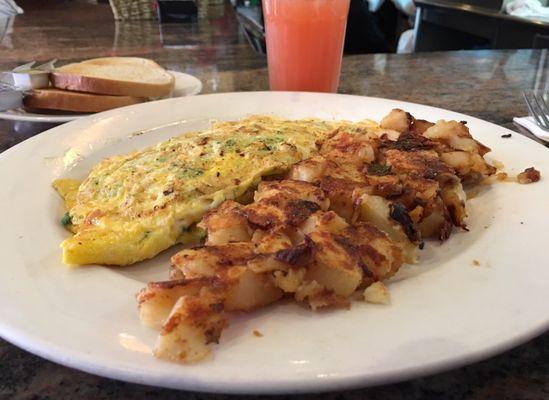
top-left (440, 151), bottom-right (496, 181)
top-left (254, 180), bottom-right (330, 210)
top-left (410, 119), bottom-right (434, 135)
top-left (198, 200), bottom-right (252, 245)
top-left (224, 266), bottom-right (284, 311)
top-left (417, 210), bottom-right (452, 240)
top-left (363, 281), bottom-right (389, 304)
top-left (243, 180), bottom-right (329, 229)
top-left (440, 182), bottom-right (468, 227)
top-left (306, 230), bottom-right (363, 297)
top-left (320, 131), bottom-right (376, 163)
top-left (517, 167), bottom-right (541, 184)
top-left (137, 278), bottom-right (212, 330)
top-left (272, 268), bottom-right (307, 293)
top-left (385, 149), bottom-right (458, 186)
top-left (356, 194), bottom-right (418, 263)
top-left (348, 223), bottom-right (404, 281)
top-left (287, 155), bottom-right (328, 183)
top-left (300, 211), bottom-right (348, 235)
top-left (319, 176), bottom-right (367, 222)
top-left (171, 242), bottom-right (255, 279)
top-left (423, 120), bottom-right (491, 156)
top-left (294, 280), bottom-right (349, 310)
top-left (380, 109), bottom-right (413, 133)
top-left (154, 293), bottom-right (227, 363)
top-left (251, 228), bottom-right (292, 253)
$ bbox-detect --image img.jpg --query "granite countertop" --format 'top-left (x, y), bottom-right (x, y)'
top-left (1, 1), bottom-right (548, 399)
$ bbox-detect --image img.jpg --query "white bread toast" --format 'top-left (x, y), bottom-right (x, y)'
top-left (51, 57), bottom-right (175, 98)
top-left (23, 88), bottom-right (144, 113)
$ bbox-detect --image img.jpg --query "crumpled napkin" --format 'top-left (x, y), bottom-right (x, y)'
top-left (505, 0), bottom-right (549, 21)
top-left (513, 116), bottom-right (549, 142)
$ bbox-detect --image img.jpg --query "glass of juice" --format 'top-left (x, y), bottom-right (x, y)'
top-left (262, 0), bottom-right (350, 93)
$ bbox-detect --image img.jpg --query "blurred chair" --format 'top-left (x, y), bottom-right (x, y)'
top-left (109, 0), bottom-right (156, 20)
top-left (113, 20), bottom-right (160, 50)
top-left (197, 0), bottom-right (225, 19)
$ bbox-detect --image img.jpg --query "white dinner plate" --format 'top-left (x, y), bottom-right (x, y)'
top-left (0, 70), bottom-right (202, 123)
top-left (0, 92), bottom-right (548, 394)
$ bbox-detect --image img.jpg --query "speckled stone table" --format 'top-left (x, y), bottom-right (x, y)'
top-left (1, 2), bottom-right (548, 399)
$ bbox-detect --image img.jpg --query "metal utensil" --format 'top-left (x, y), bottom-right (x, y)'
top-left (523, 90), bottom-right (549, 131)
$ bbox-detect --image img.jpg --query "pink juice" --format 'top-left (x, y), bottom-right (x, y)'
top-left (263, 0), bottom-right (350, 92)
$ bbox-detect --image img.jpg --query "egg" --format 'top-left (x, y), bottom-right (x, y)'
top-left (53, 116), bottom-right (342, 266)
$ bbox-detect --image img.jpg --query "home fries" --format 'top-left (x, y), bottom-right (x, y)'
top-left (54, 109), bottom-right (540, 363)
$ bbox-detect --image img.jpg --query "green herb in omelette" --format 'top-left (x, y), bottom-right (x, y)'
top-left (61, 212), bottom-right (72, 227)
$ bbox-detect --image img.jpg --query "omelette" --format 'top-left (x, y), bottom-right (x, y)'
top-left (54, 116), bottom-right (345, 266)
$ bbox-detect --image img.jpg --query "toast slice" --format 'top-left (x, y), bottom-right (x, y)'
top-left (23, 88), bottom-right (144, 113)
top-left (51, 57), bottom-right (175, 98)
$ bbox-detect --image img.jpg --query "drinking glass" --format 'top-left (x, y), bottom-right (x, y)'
top-left (262, 0), bottom-right (350, 93)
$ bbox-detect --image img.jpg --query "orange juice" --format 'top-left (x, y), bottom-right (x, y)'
top-left (263, 0), bottom-right (350, 92)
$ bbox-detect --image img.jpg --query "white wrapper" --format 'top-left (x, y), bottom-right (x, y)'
top-left (0, 83), bottom-right (23, 111)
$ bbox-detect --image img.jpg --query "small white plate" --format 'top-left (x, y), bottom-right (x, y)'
top-left (0, 70), bottom-right (202, 123)
top-left (0, 92), bottom-right (548, 394)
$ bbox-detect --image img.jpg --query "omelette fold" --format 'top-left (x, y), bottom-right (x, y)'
top-left (54, 116), bottom-right (344, 266)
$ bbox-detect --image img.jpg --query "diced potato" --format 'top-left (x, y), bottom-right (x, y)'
top-left (244, 180), bottom-right (329, 228)
top-left (440, 182), bottom-right (467, 227)
top-left (272, 268), bottom-right (307, 293)
top-left (287, 155), bottom-right (328, 183)
top-left (319, 176), bottom-right (364, 221)
top-left (300, 211), bottom-right (348, 235)
top-left (254, 180), bottom-right (330, 211)
top-left (305, 231), bottom-right (363, 297)
top-left (517, 167), bottom-right (541, 184)
top-left (294, 280), bottom-right (349, 310)
top-left (248, 235), bottom-right (313, 274)
top-left (224, 266), bottom-right (283, 311)
top-left (136, 279), bottom-right (206, 330)
top-left (300, 210), bottom-right (403, 286)
top-left (198, 200), bottom-right (252, 245)
top-left (320, 131), bottom-right (376, 163)
top-left (350, 223), bottom-right (404, 281)
top-left (410, 119), bottom-right (434, 135)
top-left (247, 254), bottom-right (289, 274)
top-left (357, 194), bottom-right (418, 263)
top-left (417, 210), bottom-right (450, 239)
top-left (294, 280), bottom-right (324, 304)
top-left (380, 109), bottom-right (412, 133)
top-left (154, 295), bottom-right (227, 363)
top-left (363, 282), bottom-right (389, 304)
top-left (423, 120), bottom-right (480, 153)
top-left (171, 242), bottom-right (255, 279)
top-left (251, 229), bottom-right (292, 253)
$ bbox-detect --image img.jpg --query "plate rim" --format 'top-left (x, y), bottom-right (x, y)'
top-left (1, 311), bottom-right (548, 394)
top-left (1, 91), bottom-right (548, 394)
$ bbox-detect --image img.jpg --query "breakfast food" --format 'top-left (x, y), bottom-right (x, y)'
top-left (55, 108), bottom-right (535, 364)
top-left (517, 167), bottom-right (541, 184)
top-left (128, 109), bottom-right (500, 363)
top-left (51, 57), bottom-right (175, 98)
top-left (23, 57), bottom-right (175, 114)
top-left (53, 116), bottom-right (335, 265)
top-left (23, 88), bottom-right (143, 113)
